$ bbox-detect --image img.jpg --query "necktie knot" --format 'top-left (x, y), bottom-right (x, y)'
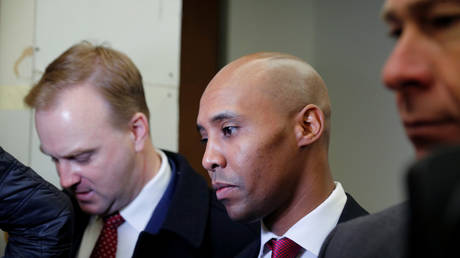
top-left (90, 212), bottom-right (125, 258)
top-left (265, 237), bottom-right (302, 258)
top-left (103, 213), bottom-right (125, 228)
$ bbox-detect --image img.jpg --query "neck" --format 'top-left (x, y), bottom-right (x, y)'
top-left (263, 147), bottom-right (334, 236)
top-left (140, 141), bottom-right (162, 184)
top-left (128, 141), bottom-right (161, 204)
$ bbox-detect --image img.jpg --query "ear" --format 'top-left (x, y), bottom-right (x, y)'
top-left (129, 112), bottom-right (150, 152)
top-left (294, 104), bottom-right (325, 147)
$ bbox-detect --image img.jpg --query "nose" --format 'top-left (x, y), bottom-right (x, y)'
top-left (202, 140), bottom-right (226, 173)
top-left (382, 26), bottom-right (433, 92)
top-left (56, 160), bottom-right (81, 189)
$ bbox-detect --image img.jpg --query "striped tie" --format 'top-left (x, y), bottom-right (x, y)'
top-left (265, 237), bottom-right (302, 258)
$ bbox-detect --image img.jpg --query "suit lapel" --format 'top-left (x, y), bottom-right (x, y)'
top-left (234, 239), bottom-right (260, 258)
top-left (338, 193), bottom-right (368, 223)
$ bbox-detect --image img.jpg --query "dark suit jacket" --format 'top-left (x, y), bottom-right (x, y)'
top-left (70, 151), bottom-right (258, 258)
top-left (407, 146), bottom-right (460, 258)
top-left (319, 146), bottom-right (460, 258)
top-left (236, 193), bottom-right (368, 258)
top-left (319, 203), bottom-right (408, 258)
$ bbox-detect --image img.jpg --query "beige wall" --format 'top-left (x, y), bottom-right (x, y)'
top-left (0, 0), bottom-right (36, 252)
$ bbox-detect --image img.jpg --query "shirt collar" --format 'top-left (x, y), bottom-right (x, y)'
top-left (259, 182), bottom-right (347, 257)
top-left (119, 149), bottom-right (172, 232)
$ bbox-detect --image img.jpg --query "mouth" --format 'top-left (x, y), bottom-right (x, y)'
top-left (403, 118), bottom-right (460, 150)
top-left (403, 118), bottom-right (456, 135)
top-left (212, 182), bottom-right (238, 200)
top-left (74, 189), bottom-right (94, 202)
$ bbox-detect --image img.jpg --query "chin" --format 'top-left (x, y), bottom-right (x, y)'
top-left (225, 208), bottom-right (246, 221)
top-left (225, 205), bottom-right (261, 223)
top-left (414, 142), bottom-right (458, 160)
top-left (79, 203), bottom-right (105, 216)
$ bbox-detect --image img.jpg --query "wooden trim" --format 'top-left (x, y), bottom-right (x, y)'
top-left (179, 0), bottom-right (219, 185)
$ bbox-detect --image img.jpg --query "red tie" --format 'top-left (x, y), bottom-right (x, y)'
top-left (90, 212), bottom-right (125, 258)
top-left (265, 237), bottom-right (302, 258)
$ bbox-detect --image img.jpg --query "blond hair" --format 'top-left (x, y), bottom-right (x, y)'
top-left (25, 41), bottom-right (150, 129)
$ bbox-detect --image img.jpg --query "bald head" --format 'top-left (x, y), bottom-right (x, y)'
top-left (203, 52), bottom-right (331, 142)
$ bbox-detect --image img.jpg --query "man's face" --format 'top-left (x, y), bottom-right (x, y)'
top-left (382, 0), bottom-right (460, 158)
top-left (35, 85), bottom-right (138, 216)
top-left (196, 68), bottom-right (301, 222)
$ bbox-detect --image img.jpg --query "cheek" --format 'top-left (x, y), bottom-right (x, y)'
top-left (445, 71), bottom-right (460, 106)
top-left (238, 144), bottom-right (278, 194)
top-left (226, 141), bottom-right (264, 193)
top-left (231, 127), bottom-right (294, 192)
top-left (439, 49), bottom-right (460, 107)
top-left (435, 68), bottom-right (460, 116)
top-left (106, 135), bottom-right (135, 166)
top-left (90, 148), bottom-right (131, 185)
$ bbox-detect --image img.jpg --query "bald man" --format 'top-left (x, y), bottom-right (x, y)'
top-left (196, 53), bottom-right (367, 258)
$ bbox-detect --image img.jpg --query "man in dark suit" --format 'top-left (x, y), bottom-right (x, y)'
top-left (197, 52), bottom-right (367, 258)
top-left (24, 42), bottom-right (257, 258)
top-left (319, 0), bottom-right (460, 257)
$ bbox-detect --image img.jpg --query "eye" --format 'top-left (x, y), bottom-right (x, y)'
top-left (384, 17), bottom-right (403, 39)
top-left (199, 131), bottom-right (208, 145)
top-left (200, 138), bottom-right (208, 145)
top-left (388, 26), bottom-right (403, 39)
top-left (429, 14), bottom-right (460, 29)
top-left (74, 153), bottom-right (92, 164)
top-left (222, 126), bottom-right (237, 137)
top-left (421, 13), bottom-right (460, 35)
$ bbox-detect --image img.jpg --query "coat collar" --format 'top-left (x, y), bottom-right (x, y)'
top-left (234, 193), bottom-right (368, 258)
top-left (157, 150), bottom-right (210, 248)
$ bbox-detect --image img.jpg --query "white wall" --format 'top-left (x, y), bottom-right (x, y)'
top-left (221, 0), bottom-right (413, 212)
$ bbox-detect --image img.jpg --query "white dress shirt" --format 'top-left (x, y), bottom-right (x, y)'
top-left (77, 150), bottom-right (171, 258)
top-left (258, 182), bottom-right (347, 258)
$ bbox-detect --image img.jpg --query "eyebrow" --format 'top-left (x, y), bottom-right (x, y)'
top-left (196, 111), bottom-right (240, 133)
top-left (39, 145), bottom-right (95, 159)
top-left (382, 0), bottom-right (460, 22)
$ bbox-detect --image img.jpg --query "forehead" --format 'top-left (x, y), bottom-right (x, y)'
top-left (54, 85), bottom-right (109, 115)
top-left (200, 76), bottom-right (265, 113)
top-left (35, 85), bottom-right (115, 154)
top-left (37, 85), bottom-right (113, 133)
top-left (198, 66), bottom-right (277, 124)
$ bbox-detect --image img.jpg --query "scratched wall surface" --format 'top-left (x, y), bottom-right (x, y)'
top-left (0, 0), bottom-right (182, 255)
